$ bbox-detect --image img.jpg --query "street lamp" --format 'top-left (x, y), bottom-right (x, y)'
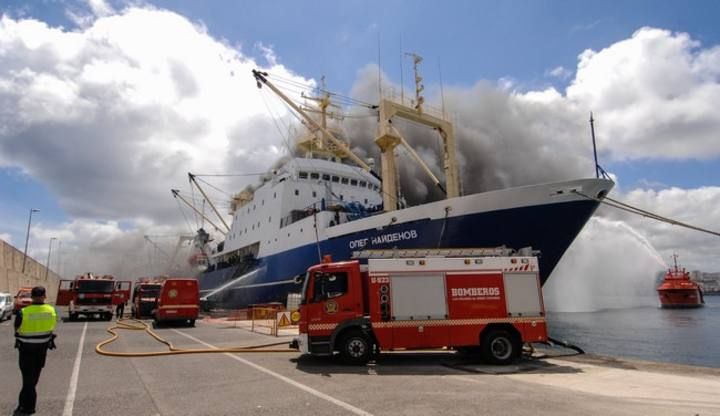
top-left (21, 208), bottom-right (40, 274)
top-left (45, 237), bottom-right (57, 280)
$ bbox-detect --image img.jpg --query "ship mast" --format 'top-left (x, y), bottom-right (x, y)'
top-left (376, 52), bottom-right (460, 211)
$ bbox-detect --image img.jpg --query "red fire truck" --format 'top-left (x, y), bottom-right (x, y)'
top-left (292, 248), bottom-right (547, 365)
top-left (57, 274), bottom-right (132, 321)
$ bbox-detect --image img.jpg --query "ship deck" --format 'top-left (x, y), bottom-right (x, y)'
top-left (1, 313), bottom-right (718, 415)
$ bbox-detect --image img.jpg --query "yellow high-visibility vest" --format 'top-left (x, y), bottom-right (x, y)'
top-left (17, 304), bottom-right (57, 344)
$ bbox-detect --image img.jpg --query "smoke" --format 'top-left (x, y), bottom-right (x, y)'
top-left (341, 65), bottom-right (592, 206)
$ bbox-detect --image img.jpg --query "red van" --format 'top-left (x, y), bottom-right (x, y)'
top-left (154, 278), bottom-right (199, 326)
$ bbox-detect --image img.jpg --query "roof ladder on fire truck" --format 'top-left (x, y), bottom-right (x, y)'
top-left (351, 246), bottom-right (539, 259)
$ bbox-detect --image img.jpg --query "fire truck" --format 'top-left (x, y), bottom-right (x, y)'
top-left (292, 248), bottom-right (548, 365)
top-left (132, 280), bottom-right (163, 319)
top-left (57, 274), bottom-right (132, 321)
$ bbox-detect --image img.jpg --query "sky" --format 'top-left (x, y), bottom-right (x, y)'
top-left (1, 0), bottom-right (719, 310)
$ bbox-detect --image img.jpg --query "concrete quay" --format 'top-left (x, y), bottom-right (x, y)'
top-left (1, 316), bottom-right (718, 416)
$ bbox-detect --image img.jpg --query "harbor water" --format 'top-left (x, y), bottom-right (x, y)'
top-left (547, 295), bottom-right (720, 368)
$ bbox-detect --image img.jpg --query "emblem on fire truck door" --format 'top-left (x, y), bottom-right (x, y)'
top-left (324, 300), bottom-right (338, 314)
top-left (168, 289), bottom-right (178, 299)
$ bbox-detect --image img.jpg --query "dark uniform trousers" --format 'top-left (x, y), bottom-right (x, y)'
top-left (18, 342), bottom-right (49, 412)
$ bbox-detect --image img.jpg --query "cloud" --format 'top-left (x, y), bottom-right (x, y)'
top-left (546, 65), bottom-right (573, 80)
top-left (0, 7), bottom-right (312, 224)
top-left (567, 27), bottom-right (720, 160)
top-left (0, 232), bottom-right (11, 244)
top-left (0, 6), bottom-right (314, 277)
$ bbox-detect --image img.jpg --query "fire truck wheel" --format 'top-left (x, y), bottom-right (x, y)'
top-left (69, 313), bottom-right (77, 322)
top-left (481, 329), bottom-right (520, 365)
top-left (338, 330), bottom-right (372, 365)
top-left (189, 319), bottom-right (196, 327)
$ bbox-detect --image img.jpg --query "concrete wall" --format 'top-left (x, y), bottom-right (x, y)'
top-left (0, 239), bottom-right (60, 303)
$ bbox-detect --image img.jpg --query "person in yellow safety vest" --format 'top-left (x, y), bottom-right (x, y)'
top-left (13, 286), bottom-right (57, 416)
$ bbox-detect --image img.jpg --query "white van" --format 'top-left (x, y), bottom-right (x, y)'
top-left (0, 293), bottom-right (14, 321)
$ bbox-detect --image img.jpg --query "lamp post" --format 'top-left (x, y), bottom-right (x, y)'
top-left (45, 237), bottom-right (57, 280)
top-left (21, 208), bottom-right (40, 274)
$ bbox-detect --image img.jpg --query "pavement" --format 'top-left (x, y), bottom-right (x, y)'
top-left (1, 315), bottom-right (719, 416)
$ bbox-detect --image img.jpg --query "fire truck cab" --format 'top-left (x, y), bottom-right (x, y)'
top-left (57, 274), bottom-right (130, 321)
top-left (293, 248), bottom-right (547, 365)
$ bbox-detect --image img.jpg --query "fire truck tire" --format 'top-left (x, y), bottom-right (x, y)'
top-left (69, 313), bottom-right (77, 322)
top-left (338, 330), bottom-right (373, 365)
top-left (189, 319), bottom-right (196, 327)
top-left (481, 329), bottom-right (521, 365)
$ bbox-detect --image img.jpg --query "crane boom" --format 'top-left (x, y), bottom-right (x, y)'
top-left (252, 70), bottom-right (376, 176)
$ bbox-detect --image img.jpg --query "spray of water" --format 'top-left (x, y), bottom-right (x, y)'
top-left (544, 217), bottom-right (666, 312)
top-left (200, 268), bottom-right (262, 300)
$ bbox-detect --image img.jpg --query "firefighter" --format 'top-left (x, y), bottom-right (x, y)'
top-left (13, 286), bottom-right (57, 416)
top-left (115, 301), bottom-right (125, 319)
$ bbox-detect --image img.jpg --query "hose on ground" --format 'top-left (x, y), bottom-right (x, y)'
top-left (96, 318), bottom-right (296, 357)
top-left (547, 336), bottom-right (585, 354)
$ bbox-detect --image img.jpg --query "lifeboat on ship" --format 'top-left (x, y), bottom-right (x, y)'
top-left (657, 255), bottom-right (704, 308)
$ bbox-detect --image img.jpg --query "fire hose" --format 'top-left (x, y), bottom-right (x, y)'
top-left (96, 318), bottom-right (297, 357)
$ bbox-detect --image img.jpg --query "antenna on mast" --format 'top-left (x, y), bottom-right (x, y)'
top-left (405, 52), bottom-right (425, 114)
top-left (439, 60), bottom-right (446, 119)
top-left (377, 31), bottom-right (383, 100)
top-left (399, 35), bottom-right (404, 105)
top-left (590, 112), bottom-right (599, 179)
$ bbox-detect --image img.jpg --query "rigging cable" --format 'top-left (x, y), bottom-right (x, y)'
top-left (175, 197), bottom-right (195, 233)
top-left (574, 190), bottom-right (720, 238)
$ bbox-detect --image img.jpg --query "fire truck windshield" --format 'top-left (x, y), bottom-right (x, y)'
top-left (140, 286), bottom-right (161, 297)
top-left (77, 280), bottom-right (114, 293)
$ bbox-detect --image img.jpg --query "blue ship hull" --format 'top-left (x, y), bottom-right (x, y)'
top-left (199, 197), bottom-right (600, 309)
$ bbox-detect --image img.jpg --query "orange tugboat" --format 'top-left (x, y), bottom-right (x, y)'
top-left (657, 255), bottom-right (705, 308)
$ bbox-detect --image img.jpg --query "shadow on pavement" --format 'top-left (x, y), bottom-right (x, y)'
top-left (292, 351), bottom-right (583, 377)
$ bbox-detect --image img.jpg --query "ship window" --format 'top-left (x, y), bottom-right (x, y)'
top-left (274, 192), bottom-right (277, 199)
top-left (359, 181), bottom-right (367, 187)
top-left (350, 179), bottom-right (358, 186)
top-left (300, 228), bottom-right (303, 232)
top-left (247, 208), bottom-right (250, 214)
top-left (364, 199), bottom-right (368, 204)
top-left (295, 189), bottom-right (299, 196)
top-left (310, 172), bottom-right (319, 180)
top-left (252, 224), bottom-right (255, 230)
top-left (340, 195), bottom-right (344, 201)
top-left (268, 217), bottom-right (272, 223)
top-left (312, 191), bottom-right (317, 198)
top-left (299, 171), bottom-right (308, 179)
top-left (331, 175), bottom-right (339, 183)
top-left (262, 200), bottom-right (264, 206)
top-left (341, 177), bottom-right (349, 184)
top-left (253, 204), bottom-right (256, 210)
top-left (244, 228), bottom-right (247, 233)
top-left (322, 173), bottom-right (330, 181)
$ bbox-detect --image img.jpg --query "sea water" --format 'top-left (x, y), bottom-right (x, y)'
top-left (546, 296), bottom-right (720, 368)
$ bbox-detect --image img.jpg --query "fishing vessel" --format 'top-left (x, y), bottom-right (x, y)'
top-left (178, 65), bottom-right (614, 309)
top-left (657, 255), bottom-right (705, 308)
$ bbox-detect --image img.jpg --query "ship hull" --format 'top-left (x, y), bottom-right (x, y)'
top-left (199, 179), bottom-right (610, 309)
top-left (658, 289), bottom-right (704, 308)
